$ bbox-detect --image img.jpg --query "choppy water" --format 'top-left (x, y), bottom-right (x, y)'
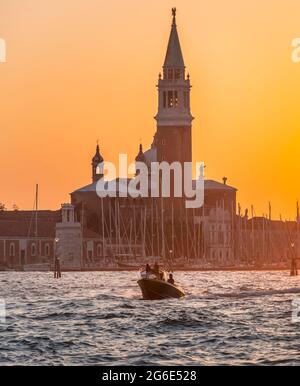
top-left (1, 271), bottom-right (300, 365)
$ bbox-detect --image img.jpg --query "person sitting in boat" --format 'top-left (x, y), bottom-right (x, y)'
top-left (153, 262), bottom-right (164, 280)
top-left (167, 273), bottom-right (175, 285)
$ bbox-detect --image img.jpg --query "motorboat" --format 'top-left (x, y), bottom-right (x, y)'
top-left (137, 269), bottom-right (185, 300)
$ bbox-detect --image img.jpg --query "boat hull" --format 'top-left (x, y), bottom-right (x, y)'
top-left (138, 278), bottom-right (185, 300)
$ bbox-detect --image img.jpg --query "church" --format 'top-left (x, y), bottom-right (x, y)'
top-left (70, 9), bottom-right (237, 267)
top-left (0, 9), bottom-right (238, 270)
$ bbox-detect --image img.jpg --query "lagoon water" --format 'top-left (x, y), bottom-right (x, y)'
top-left (1, 271), bottom-right (300, 365)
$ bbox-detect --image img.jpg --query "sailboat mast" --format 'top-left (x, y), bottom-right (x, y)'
top-left (161, 198), bottom-right (165, 258)
top-left (101, 198), bottom-right (105, 258)
top-left (251, 205), bottom-right (255, 262)
top-left (297, 201), bottom-right (299, 258)
top-left (171, 202), bottom-right (174, 257)
top-left (35, 184), bottom-right (38, 237)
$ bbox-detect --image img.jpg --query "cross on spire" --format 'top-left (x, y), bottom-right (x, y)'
top-left (172, 7), bottom-right (176, 24)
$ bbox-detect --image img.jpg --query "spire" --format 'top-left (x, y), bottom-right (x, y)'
top-left (92, 144), bottom-right (104, 164)
top-left (135, 143), bottom-right (146, 163)
top-left (164, 8), bottom-right (185, 68)
top-left (92, 143), bottom-right (104, 183)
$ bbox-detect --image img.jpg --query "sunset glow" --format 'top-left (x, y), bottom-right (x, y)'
top-left (1, 0), bottom-right (300, 219)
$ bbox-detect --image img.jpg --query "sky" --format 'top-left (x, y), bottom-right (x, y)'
top-left (0, 0), bottom-right (300, 219)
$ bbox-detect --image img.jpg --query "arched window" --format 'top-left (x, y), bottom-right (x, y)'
top-left (167, 68), bottom-right (173, 80)
top-left (45, 243), bottom-right (50, 257)
top-left (96, 163), bottom-right (103, 176)
top-left (31, 243), bottom-right (36, 257)
top-left (9, 243), bottom-right (15, 257)
top-left (97, 244), bottom-right (102, 257)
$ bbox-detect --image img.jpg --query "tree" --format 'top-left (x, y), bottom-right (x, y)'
top-left (12, 204), bottom-right (19, 211)
top-left (0, 202), bottom-right (6, 211)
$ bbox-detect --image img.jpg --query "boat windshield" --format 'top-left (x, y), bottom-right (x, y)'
top-left (140, 269), bottom-right (168, 282)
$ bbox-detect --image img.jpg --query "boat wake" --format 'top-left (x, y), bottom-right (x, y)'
top-left (188, 287), bottom-right (300, 300)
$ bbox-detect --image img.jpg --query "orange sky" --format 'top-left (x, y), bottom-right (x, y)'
top-left (1, 0), bottom-right (300, 219)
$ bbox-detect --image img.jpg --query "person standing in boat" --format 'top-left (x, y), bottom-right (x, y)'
top-left (153, 262), bottom-right (159, 275)
top-left (145, 263), bottom-right (151, 277)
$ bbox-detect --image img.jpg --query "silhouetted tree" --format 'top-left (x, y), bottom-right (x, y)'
top-left (0, 202), bottom-right (6, 212)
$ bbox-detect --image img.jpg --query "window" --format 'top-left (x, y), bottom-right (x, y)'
top-left (9, 243), bottom-right (15, 257)
top-left (97, 245), bottom-right (102, 257)
top-left (67, 210), bottom-right (70, 223)
top-left (45, 243), bottom-right (50, 257)
top-left (163, 92), bottom-right (166, 108)
top-left (175, 69), bottom-right (182, 79)
top-left (31, 243), bottom-right (36, 257)
top-left (96, 163), bottom-right (103, 176)
top-left (218, 231), bottom-right (224, 244)
top-left (167, 91), bottom-right (173, 108)
top-left (174, 91), bottom-right (178, 107)
top-left (167, 69), bottom-right (173, 80)
top-left (184, 92), bottom-right (188, 108)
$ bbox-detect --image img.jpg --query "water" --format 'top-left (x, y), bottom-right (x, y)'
top-left (0, 271), bottom-right (300, 365)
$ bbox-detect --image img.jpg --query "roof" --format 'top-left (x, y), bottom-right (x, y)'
top-left (135, 144), bottom-right (147, 163)
top-left (202, 180), bottom-right (237, 192)
top-left (164, 11), bottom-right (185, 68)
top-left (72, 178), bottom-right (141, 196)
top-left (144, 147), bottom-right (157, 164)
top-left (73, 178), bottom-right (237, 195)
top-left (92, 144), bottom-right (104, 164)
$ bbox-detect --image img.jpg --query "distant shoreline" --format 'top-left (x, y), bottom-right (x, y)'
top-left (1, 267), bottom-right (291, 273)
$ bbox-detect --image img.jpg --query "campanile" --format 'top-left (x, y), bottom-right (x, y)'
top-left (155, 8), bottom-right (193, 165)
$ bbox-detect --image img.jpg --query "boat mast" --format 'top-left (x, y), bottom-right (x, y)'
top-left (101, 198), bottom-right (105, 258)
top-left (171, 202), bottom-right (174, 258)
top-left (151, 199), bottom-right (154, 257)
top-left (35, 184), bottom-right (38, 237)
top-left (161, 198), bottom-right (165, 258)
top-left (251, 205), bottom-right (255, 262)
top-left (297, 201), bottom-right (299, 258)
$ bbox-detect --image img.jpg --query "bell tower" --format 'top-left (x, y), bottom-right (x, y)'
top-left (155, 8), bottom-right (193, 164)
